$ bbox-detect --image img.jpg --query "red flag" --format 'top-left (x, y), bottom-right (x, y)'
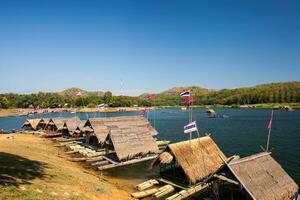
top-left (181, 97), bottom-right (193, 105)
top-left (147, 94), bottom-right (156, 99)
top-left (267, 116), bottom-right (273, 129)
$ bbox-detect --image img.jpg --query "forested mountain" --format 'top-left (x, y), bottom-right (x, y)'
top-left (0, 81), bottom-right (299, 108)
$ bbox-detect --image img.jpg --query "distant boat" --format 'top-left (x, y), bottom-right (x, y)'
top-left (206, 108), bottom-right (216, 114)
top-left (181, 107), bottom-right (187, 111)
top-left (70, 110), bottom-right (76, 114)
top-left (284, 106), bottom-right (293, 111)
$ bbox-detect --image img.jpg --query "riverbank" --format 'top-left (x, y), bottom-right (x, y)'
top-left (1, 103), bottom-right (299, 117)
top-left (0, 133), bottom-right (133, 200)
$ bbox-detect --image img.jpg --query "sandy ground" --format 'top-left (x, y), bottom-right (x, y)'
top-left (0, 133), bottom-right (134, 200)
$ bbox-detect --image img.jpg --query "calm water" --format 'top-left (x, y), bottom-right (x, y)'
top-left (0, 108), bottom-right (299, 187)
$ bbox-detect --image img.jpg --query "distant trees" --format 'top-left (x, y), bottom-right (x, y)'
top-left (0, 82), bottom-right (300, 109)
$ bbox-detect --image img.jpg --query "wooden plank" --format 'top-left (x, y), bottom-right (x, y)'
top-left (102, 156), bottom-right (119, 165)
top-left (213, 174), bottom-right (239, 185)
top-left (67, 157), bottom-right (89, 162)
top-left (91, 160), bottom-right (110, 166)
top-left (86, 156), bottom-right (104, 163)
top-left (98, 155), bottom-right (157, 170)
top-left (158, 178), bottom-right (187, 190)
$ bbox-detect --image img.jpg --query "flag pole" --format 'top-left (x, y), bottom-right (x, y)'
top-left (266, 109), bottom-right (274, 152)
top-left (189, 92), bottom-right (192, 144)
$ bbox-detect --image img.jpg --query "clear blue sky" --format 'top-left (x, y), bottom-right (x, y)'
top-left (0, 0), bottom-right (299, 96)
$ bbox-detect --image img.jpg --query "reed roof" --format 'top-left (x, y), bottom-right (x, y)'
top-left (22, 119), bottom-right (43, 130)
top-left (42, 118), bottom-right (50, 124)
top-left (63, 117), bottom-right (81, 132)
top-left (107, 126), bottom-right (159, 161)
top-left (84, 116), bottom-right (158, 143)
top-left (49, 118), bottom-right (65, 130)
top-left (229, 152), bottom-right (298, 200)
top-left (153, 136), bottom-right (227, 184)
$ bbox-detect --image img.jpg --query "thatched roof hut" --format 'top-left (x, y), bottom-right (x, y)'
top-left (84, 116), bottom-right (158, 144)
top-left (22, 119), bottom-right (45, 130)
top-left (45, 117), bottom-right (83, 135)
top-left (104, 126), bottom-right (159, 161)
top-left (153, 136), bottom-right (227, 185)
top-left (228, 152), bottom-right (298, 200)
top-left (47, 118), bottom-right (66, 131)
top-left (63, 117), bottom-right (81, 133)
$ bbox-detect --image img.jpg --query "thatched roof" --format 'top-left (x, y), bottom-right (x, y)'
top-left (42, 118), bottom-right (50, 124)
top-left (229, 152), bottom-right (298, 200)
top-left (107, 126), bottom-right (159, 161)
top-left (46, 117), bottom-right (83, 132)
top-left (153, 136), bottom-right (227, 184)
top-left (50, 118), bottom-right (65, 130)
top-left (22, 119), bottom-right (43, 130)
top-left (84, 116), bottom-right (158, 143)
top-left (63, 117), bottom-right (81, 132)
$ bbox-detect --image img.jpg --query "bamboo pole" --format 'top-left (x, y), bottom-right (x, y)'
top-left (136, 179), bottom-right (159, 191)
top-left (153, 185), bottom-right (175, 198)
top-left (131, 188), bottom-right (159, 199)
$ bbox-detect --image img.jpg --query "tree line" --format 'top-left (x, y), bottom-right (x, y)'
top-left (0, 82), bottom-right (300, 109)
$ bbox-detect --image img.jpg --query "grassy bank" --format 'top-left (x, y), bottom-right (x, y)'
top-left (0, 134), bottom-right (132, 200)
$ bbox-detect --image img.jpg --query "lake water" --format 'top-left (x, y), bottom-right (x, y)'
top-left (0, 108), bottom-right (299, 187)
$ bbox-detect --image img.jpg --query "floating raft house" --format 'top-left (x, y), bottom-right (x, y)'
top-left (83, 116), bottom-right (158, 147)
top-left (22, 118), bottom-right (45, 130)
top-left (134, 137), bottom-right (299, 199)
top-left (153, 135), bottom-right (227, 185)
top-left (45, 117), bottom-right (83, 136)
top-left (227, 152), bottom-right (299, 200)
top-left (66, 116), bottom-right (163, 170)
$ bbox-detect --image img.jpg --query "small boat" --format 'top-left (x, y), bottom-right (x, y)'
top-left (43, 132), bottom-right (63, 138)
top-left (181, 107), bottom-right (187, 111)
top-left (206, 108), bottom-right (216, 114)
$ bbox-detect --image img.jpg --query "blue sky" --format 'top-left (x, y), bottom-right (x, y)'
top-left (0, 0), bottom-right (299, 95)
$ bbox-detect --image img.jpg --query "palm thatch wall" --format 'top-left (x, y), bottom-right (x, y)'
top-left (229, 152), bottom-right (298, 200)
top-left (83, 116), bottom-right (158, 144)
top-left (153, 136), bottom-right (227, 184)
top-left (106, 126), bottom-right (159, 161)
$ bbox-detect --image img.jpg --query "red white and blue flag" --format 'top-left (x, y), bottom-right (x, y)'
top-left (180, 90), bottom-right (190, 97)
top-left (97, 104), bottom-right (105, 108)
top-left (184, 121), bottom-right (198, 133)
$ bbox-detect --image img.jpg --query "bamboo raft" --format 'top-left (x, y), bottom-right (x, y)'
top-left (54, 139), bottom-right (169, 170)
top-left (131, 179), bottom-right (210, 199)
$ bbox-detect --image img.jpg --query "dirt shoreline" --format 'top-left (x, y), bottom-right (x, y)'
top-left (0, 107), bottom-right (146, 117)
top-left (0, 133), bottom-right (134, 200)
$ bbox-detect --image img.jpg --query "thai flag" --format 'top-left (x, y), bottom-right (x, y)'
top-left (184, 121), bottom-right (198, 133)
top-left (180, 90), bottom-right (190, 97)
top-left (75, 92), bottom-right (82, 96)
top-left (97, 104), bottom-right (105, 108)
